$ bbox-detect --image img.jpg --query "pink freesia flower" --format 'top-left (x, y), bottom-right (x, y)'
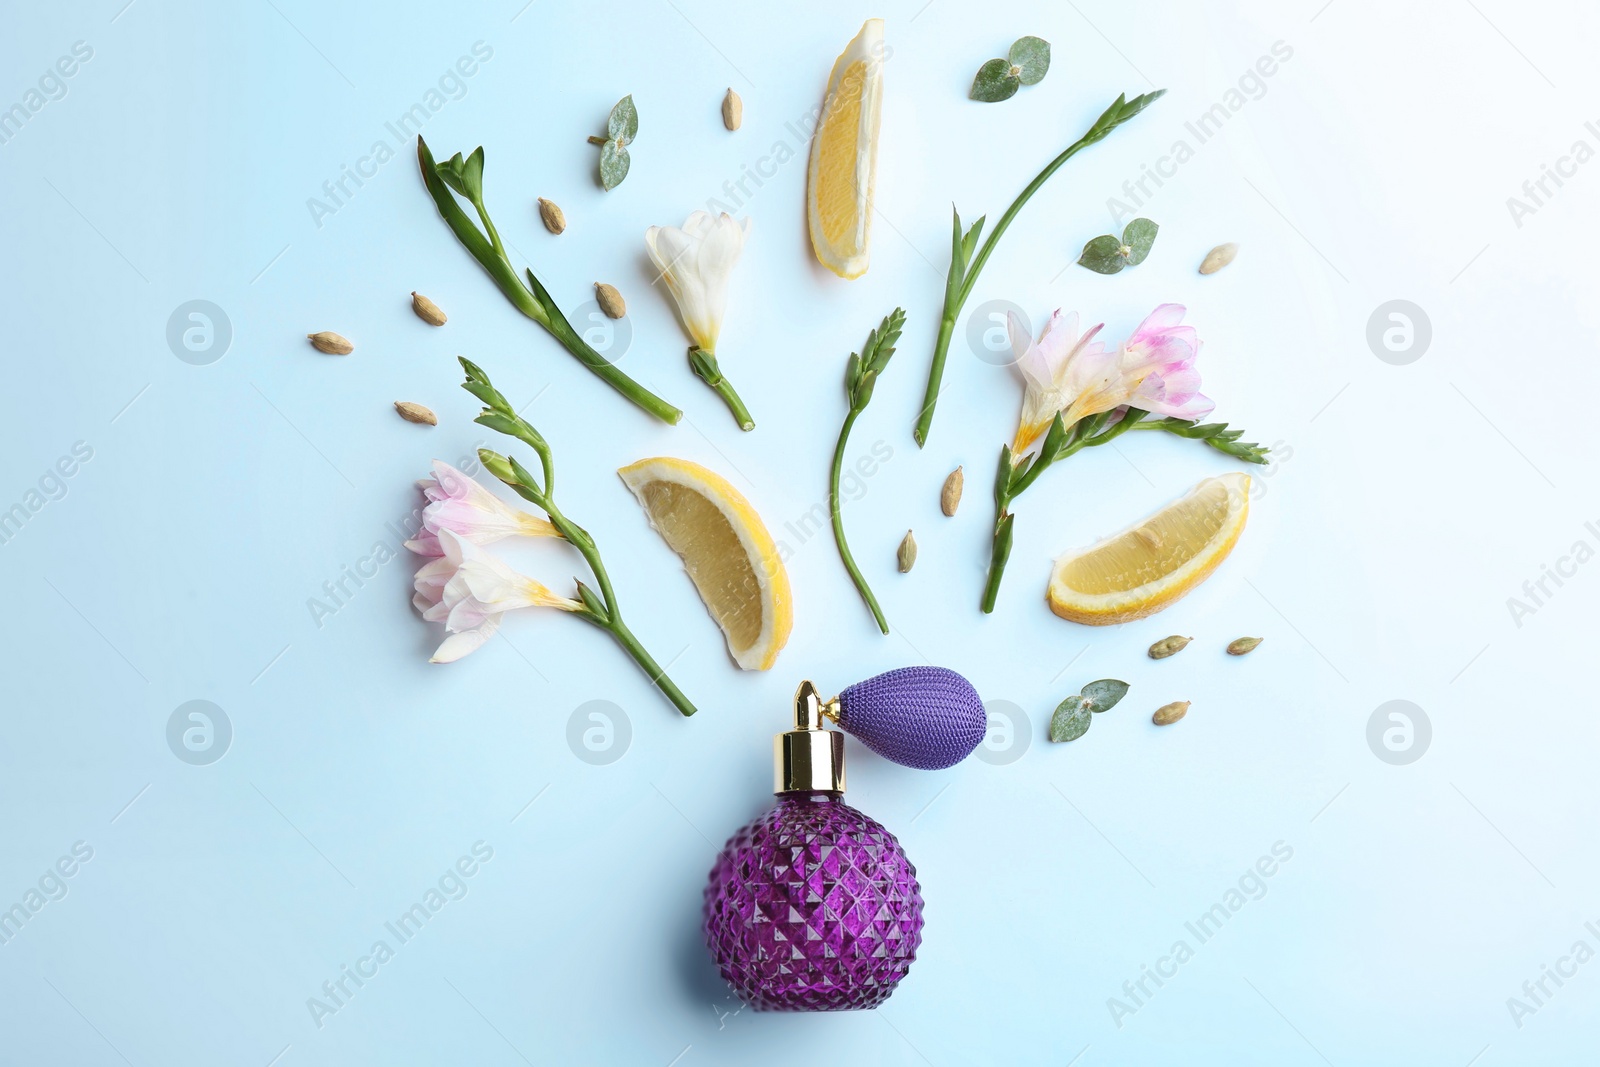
top-left (1007, 309), bottom-right (1111, 453)
top-left (412, 528), bottom-right (581, 663)
top-left (1008, 303), bottom-right (1212, 452)
top-left (404, 460), bottom-right (560, 557)
top-left (1113, 304), bottom-right (1214, 422)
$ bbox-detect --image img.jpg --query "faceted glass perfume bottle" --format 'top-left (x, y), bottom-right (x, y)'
top-left (702, 681), bottom-right (925, 1011)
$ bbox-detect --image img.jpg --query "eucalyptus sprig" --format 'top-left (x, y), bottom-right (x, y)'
top-left (586, 95), bottom-right (637, 191)
top-left (913, 90), bottom-right (1165, 447)
top-left (1049, 678), bottom-right (1130, 742)
top-left (416, 137), bottom-right (681, 425)
top-left (1079, 218), bottom-right (1159, 274)
top-left (970, 36), bottom-right (1051, 102)
top-left (830, 308), bottom-right (906, 635)
top-left (458, 357), bottom-right (696, 717)
top-left (981, 408), bottom-right (1269, 613)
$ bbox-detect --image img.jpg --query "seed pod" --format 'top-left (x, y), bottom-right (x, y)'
top-left (411, 291), bottom-right (447, 326)
top-left (595, 282), bottom-right (626, 319)
top-left (1227, 636), bottom-right (1263, 656)
top-left (897, 530), bottom-right (917, 573)
top-left (394, 401), bottom-right (437, 426)
top-left (308, 331), bottom-right (353, 355)
top-left (1152, 700), bottom-right (1190, 726)
top-left (537, 197), bottom-right (566, 235)
top-left (1199, 242), bottom-right (1238, 275)
top-left (722, 88), bottom-right (743, 131)
top-left (941, 466), bottom-right (963, 516)
top-left (1147, 635), bottom-right (1192, 660)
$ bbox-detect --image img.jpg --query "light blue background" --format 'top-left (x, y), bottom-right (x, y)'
top-left (2, 0), bottom-right (1595, 1063)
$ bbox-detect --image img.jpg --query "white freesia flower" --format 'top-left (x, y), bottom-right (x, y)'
top-left (645, 211), bottom-right (751, 354)
top-left (645, 211), bottom-right (757, 430)
top-left (413, 528), bottom-right (581, 664)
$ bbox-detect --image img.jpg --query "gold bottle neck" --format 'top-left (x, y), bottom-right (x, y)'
top-left (774, 681), bottom-right (845, 794)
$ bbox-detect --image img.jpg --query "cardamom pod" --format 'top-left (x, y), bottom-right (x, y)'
top-left (537, 197), bottom-right (566, 235)
top-left (394, 401), bottom-right (437, 426)
top-left (1199, 242), bottom-right (1238, 275)
top-left (1227, 636), bottom-right (1262, 656)
top-left (595, 282), bottom-right (626, 319)
top-left (722, 88), bottom-right (743, 131)
top-left (1147, 635), bottom-right (1192, 660)
top-left (940, 466), bottom-right (963, 516)
top-left (307, 331), bottom-right (353, 355)
top-left (897, 530), bottom-right (917, 573)
top-left (411, 291), bottom-right (447, 326)
top-left (1152, 700), bottom-right (1190, 726)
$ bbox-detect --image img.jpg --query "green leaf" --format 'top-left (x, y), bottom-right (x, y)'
top-left (1078, 234), bottom-right (1126, 274)
top-left (575, 580), bottom-right (609, 620)
top-left (960, 215), bottom-right (986, 264)
top-left (1122, 218), bottom-right (1159, 266)
top-left (599, 140), bottom-right (630, 190)
top-left (1008, 36), bottom-right (1051, 85)
top-left (1049, 695), bottom-right (1092, 742)
top-left (607, 94), bottom-right (638, 144)
top-left (1080, 679), bottom-right (1130, 713)
top-left (970, 58), bottom-right (1020, 102)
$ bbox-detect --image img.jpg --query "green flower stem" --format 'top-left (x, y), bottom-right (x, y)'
top-left (417, 137), bottom-right (682, 426)
top-left (687, 347), bottom-right (754, 431)
top-left (462, 358), bottom-right (696, 717)
top-left (830, 308), bottom-right (906, 634)
top-left (830, 409), bottom-right (889, 634)
top-left (913, 91), bottom-right (1166, 447)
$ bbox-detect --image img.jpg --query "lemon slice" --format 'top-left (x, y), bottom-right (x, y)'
top-left (806, 18), bottom-right (884, 280)
top-left (1047, 473), bottom-right (1250, 625)
top-left (618, 457), bottom-right (792, 670)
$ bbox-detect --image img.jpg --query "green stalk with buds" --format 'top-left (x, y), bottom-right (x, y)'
top-left (418, 138), bottom-right (682, 425)
top-left (912, 91), bottom-right (1165, 447)
top-left (981, 409), bottom-right (1269, 613)
top-left (830, 308), bottom-right (906, 635)
top-left (459, 357), bottom-right (696, 716)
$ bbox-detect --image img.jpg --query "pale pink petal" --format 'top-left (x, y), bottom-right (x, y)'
top-left (430, 615), bottom-right (501, 664)
top-left (1129, 303), bottom-right (1187, 341)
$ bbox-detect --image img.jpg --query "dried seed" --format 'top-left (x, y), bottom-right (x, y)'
top-left (897, 530), bottom-right (917, 573)
top-left (394, 401), bottom-right (437, 426)
top-left (722, 88), bottom-right (743, 131)
top-left (1199, 242), bottom-right (1238, 275)
top-left (537, 197), bottom-right (566, 234)
top-left (940, 466), bottom-right (964, 516)
top-left (1147, 635), bottom-right (1192, 660)
top-left (1227, 636), bottom-right (1263, 656)
top-left (595, 282), bottom-right (626, 319)
top-left (1153, 700), bottom-right (1190, 726)
top-left (411, 291), bottom-right (447, 326)
top-left (308, 331), bottom-right (353, 355)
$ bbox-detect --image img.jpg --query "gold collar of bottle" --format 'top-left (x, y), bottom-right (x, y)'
top-left (775, 681), bottom-right (846, 794)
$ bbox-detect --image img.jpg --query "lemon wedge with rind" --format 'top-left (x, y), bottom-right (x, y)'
top-left (806, 18), bottom-right (884, 280)
top-left (618, 457), bottom-right (792, 670)
top-left (1047, 473), bottom-right (1250, 625)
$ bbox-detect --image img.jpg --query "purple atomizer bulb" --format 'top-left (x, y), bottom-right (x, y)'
top-left (702, 681), bottom-right (925, 1011)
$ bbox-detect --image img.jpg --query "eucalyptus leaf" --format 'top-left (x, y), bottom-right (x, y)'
top-left (599, 140), bottom-right (630, 191)
top-left (607, 94), bottom-right (638, 144)
top-left (1122, 217), bottom-right (1159, 265)
top-left (1049, 695), bottom-right (1092, 742)
top-left (1080, 678), bottom-right (1130, 713)
top-left (970, 58), bottom-right (1020, 102)
top-left (1008, 36), bottom-right (1051, 85)
top-left (1078, 234), bottom-right (1126, 274)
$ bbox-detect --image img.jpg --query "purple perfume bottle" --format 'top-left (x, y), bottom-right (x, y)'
top-left (703, 680), bottom-right (926, 1011)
